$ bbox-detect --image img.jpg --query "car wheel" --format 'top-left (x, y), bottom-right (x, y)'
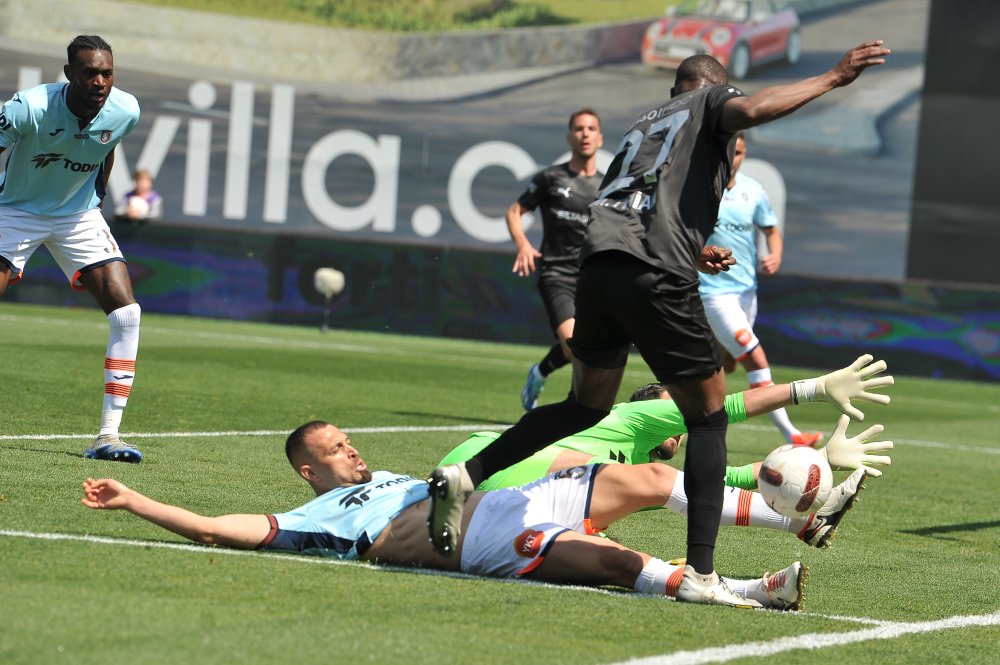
top-left (729, 43), bottom-right (750, 80)
top-left (785, 29), bottom-right (802, 65)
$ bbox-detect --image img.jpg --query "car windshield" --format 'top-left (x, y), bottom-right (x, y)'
top-left (675, 0), bottom-right (750, 22)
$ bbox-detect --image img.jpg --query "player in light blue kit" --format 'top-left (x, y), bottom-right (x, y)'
top-left (81, 420), bottom-right (807, 610)
top-left (0, 36), bottom-right (143, 462)
top-left (699, 134), bottom-right (821, 448)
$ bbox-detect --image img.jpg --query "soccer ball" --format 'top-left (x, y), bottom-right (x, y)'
top-left (758, 444), bottom-right (833, 517)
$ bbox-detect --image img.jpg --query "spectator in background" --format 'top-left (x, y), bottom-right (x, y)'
top-left (117, 168), bottom-right (162, 223)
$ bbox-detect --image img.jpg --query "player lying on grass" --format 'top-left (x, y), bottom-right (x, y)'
top-left (440, 355), bottom-right (893, 547)
top-left (82, 421), bottom-right (805, 610)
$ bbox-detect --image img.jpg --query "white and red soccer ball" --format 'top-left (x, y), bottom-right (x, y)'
top-left (758, 444), bottom-right (833, 517)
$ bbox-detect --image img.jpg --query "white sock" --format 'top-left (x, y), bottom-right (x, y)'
top-left (100, 303), bottom-right (141, 437)
top-left (724, 486), bottom-right (793, 530)
top-left (634, 557), bottom-right (684, 597)
top-left (669, 472), bottom-right (807, 534)
top-left (664, 474), bottom-right (688, 516)
top-left (767, 407), bottom-right (800, 440)
top-left (722, 576), bottom-right (768, 604)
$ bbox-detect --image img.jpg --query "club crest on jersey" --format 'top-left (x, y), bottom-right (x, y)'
top-left (513, 529), bottom-right (545, 558)
top-left (99, 130), bottom-right (112, 144)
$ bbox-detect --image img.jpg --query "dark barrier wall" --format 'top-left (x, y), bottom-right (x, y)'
top-left (907, 0), bottom-right (1000, 286)
top-left (9, 223), bottom-right (1000, 382)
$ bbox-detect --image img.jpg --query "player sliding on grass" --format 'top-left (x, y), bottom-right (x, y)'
top-left (82, 421), bottom-right (806, 610)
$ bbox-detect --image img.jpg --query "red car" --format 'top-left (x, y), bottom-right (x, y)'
top-left (641, 0), bottom-right (801, 80)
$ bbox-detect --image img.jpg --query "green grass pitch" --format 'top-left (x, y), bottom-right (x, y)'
top-left (1, 301), bottom-right (998, 664)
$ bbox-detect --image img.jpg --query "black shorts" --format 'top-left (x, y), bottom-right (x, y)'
top-left (571, 251), bottom-right (721, 382)
top-left (537, 263), bottom-right (578, 334)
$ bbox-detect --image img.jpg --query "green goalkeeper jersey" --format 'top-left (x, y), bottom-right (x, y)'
top-left (439, 392), bottom-right (752, 491)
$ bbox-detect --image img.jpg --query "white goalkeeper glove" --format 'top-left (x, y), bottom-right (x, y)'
top-left (790, 354), bottom-right (894, 421)
top-left (819, 414), bottom-right (893, 477)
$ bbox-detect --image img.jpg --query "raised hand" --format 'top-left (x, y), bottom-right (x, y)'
top-left (820, 414), bottom-right (893, 477)
top-left (793, 354), bottom-right (894, 421)
top-left (832, 40), bottom-right (892, 87)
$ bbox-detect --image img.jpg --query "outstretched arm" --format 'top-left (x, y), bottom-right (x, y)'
top-left (790, 354), bottom-right (894, 421)
top-left (719, 40), bottom-right (891, 134)
top-left (81, 477), bottom-right (271, 549)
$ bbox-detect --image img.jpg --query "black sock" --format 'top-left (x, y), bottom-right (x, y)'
top-left (683, 408), bottom-right (728, 575)
top-left (470, 395), bottom-right (607, 484)
top-left (538, 342), bottom-right (570, 377)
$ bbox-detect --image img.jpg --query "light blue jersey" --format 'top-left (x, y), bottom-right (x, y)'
top-left (260, 471), bottom-right (429, 559)
top-left (699, 171), bottom-right (778, 297)
top-left (0, 83), bottom-right (139, 217)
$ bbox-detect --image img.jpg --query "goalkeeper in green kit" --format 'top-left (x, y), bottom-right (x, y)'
top-left (439, 355), bottom-right (894, 548)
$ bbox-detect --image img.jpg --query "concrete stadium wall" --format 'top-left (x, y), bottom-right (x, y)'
top-left (0, 0), bottom-right (869, 84)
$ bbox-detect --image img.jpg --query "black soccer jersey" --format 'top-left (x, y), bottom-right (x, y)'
top-left (583, 84), bottom-right (745, 279)
top-left (517, 162), bottom-right (603, 267)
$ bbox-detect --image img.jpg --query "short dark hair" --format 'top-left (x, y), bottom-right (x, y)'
top-left (674, 54), bottom-right (728, 88)
top-left (67, 35), bottom-right (112, 64)
top-left (629, 383), bottom-right (669, 402)
top-left (285, 420), bottom-right (330, 465)
top-left (568, 107), bottom-right (601, 131)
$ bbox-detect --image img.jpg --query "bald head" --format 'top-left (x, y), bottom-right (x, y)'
top-left (672, 55), bottom-right (729, 96)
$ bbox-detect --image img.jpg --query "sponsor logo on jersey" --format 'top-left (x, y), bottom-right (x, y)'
top-left (100, 130), bottom-right (112, 144)
top-left (31, 153), bottom-right (63, 168)
top-left (61, 158), bottom-right (102, 173)
top-left (556, 186), bottom-right (571, 198)
top-left (554, 209), bottom-right (589, 225)
top-left (735, 329), bottom-right (753, 347)
top-left (513, 529), bottom-right (545, 558)
top-left (339, 486), bottom-right (372, 508)
top-left (49, 128), bottom-right (65, 136)
top-left (338, 474), bottom-right (416, 508)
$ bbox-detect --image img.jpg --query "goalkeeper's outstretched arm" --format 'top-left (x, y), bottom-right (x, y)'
top-left (741, 354), bottom-right (893, 422)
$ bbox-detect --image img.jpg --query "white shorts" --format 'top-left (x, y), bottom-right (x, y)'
top-left (460, 465), bottom-right (601, 578)
top-left (702, 291), bottom-right (760, 360)
top-left (0, 206), bottom-right (125, 291)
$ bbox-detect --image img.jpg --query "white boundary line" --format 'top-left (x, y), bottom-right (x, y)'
top-left (0, 528), bottom-right (909, 625)
top-left (0, 528), bottom-right (645, 600)
top-left (609, 611), bottom-right (1000, 665)
top-left (2, 423), bottom-right (997, 456)
top-left (3, 528), bottom-right (997, 662)
top-left (0, 424), bottom-right (510, 441)
top-left (733, 422), bottom-right (1000, 455)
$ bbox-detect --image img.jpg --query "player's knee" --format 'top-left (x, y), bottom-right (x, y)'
top-left (109, 302), bottom-right (141, 329)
